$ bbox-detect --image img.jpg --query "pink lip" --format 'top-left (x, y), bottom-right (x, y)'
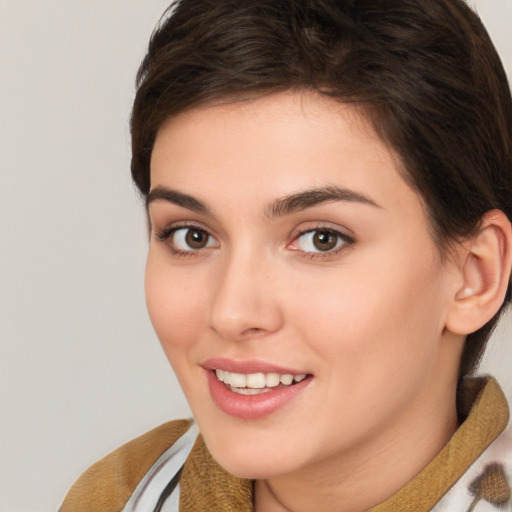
top-left (204, 361), bottom-right (312, 420)
top-left (202, 357), bottom-right (307, 375)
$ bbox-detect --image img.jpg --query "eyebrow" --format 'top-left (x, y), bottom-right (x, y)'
top-left (146, 186), bottom-right (211, 214)
top-left (146, 184), bottom-right (381, 217)
top-left (266, 185), bottom-right (381, 218)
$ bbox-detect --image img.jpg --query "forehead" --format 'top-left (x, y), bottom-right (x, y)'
top-left (150, 90), bottom-right (424, 221)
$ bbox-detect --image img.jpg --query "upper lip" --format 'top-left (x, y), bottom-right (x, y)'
top-left (202, 357), bottom-right (309, 375)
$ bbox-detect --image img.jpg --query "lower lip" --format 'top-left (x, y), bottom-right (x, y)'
top-left (207, 371), bottom-right (312, 419)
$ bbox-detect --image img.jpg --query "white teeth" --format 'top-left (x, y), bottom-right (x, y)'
top-left (216, 370), bottom-right (308, 389)
top-left (246, 373), bottom-right (266, 388)
top-left (229, 372), bottom-right (246, 388)
top-left (265, 373), bottom-right (281, 387)
top-left (280, 374), bottom-right (293, 385)
top-left (230, 386), bottom-right (272, 395)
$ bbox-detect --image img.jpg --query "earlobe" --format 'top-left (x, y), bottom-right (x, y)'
top-left (446, 210), bottom-right (512, 335)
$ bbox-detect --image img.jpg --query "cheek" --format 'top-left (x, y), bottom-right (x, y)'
top-left (145, 253), bottom-right (206, 353)
top-left (280, 257), bottom-right (450, 445)
top-left (288, 252), bottom-right (447, 380)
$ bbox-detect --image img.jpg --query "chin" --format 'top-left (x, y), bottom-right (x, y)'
top-left (201, 427), bottom-right (306, 480)
top-left (214, 452), bottom-right (296, 480)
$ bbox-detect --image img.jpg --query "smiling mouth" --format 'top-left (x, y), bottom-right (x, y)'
top-left (215, 369), bottom-right (309, 395)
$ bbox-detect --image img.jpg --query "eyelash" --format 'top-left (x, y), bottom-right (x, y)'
top-left (291, 227), bottom-right (354, 259)
top-left (155, 223), bottom-right (217, 258)
top-left (154, 224), bottom-right (354, 259)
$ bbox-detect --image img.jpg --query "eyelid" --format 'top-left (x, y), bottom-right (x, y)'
top-left (155, 220), bottom-right (206, 241)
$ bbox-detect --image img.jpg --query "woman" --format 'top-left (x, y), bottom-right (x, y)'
top-left (61, 0), bottom-right (512, 510)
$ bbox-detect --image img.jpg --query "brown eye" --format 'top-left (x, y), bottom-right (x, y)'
top-left (312, 230), bottom-right (338, 251)
top-left (167, 227), bottom-right (218, 252)
top-left (185, 228), bottom-right (209, 249)
top-left (292, 228), bottom-right (349, 255)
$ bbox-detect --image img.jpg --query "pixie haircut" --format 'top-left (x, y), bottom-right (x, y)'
top-left (131, 0), bottom-right (512, 377)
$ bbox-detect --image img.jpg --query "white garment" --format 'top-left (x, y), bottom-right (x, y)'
top-left (121, 422), bottom-right (199, 512)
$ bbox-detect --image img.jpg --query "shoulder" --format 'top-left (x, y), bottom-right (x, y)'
top-left (59, 419), bottom-right (192, 512)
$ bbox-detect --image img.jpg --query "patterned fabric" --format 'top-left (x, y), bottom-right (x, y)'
top-left (432, 427), bottom-right (512, 512)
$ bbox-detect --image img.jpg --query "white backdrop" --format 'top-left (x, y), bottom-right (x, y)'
top-left (1, 1), bottom-right (511, 510)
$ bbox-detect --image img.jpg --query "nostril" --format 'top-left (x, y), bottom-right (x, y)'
top-left (239, 326), bottom-right (266, 338)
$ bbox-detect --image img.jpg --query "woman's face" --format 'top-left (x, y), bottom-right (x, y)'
top-left (146, 91), bottom-right (462, 479)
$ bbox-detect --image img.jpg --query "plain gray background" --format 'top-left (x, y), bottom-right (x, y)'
top-left (1, 1), bottom-right (511, 510)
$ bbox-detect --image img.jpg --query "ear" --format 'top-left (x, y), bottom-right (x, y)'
top-left (445, 210), bottom-right (512, 335)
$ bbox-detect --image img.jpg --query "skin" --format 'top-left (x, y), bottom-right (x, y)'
top-left (145, 90), bottom-right (466, 511)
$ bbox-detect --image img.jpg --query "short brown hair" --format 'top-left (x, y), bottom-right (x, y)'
top-left (131, 0), bottom-right (512, 377)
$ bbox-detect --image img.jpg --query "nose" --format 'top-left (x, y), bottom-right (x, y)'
top-left (208, 249), bottom-right (284, 342)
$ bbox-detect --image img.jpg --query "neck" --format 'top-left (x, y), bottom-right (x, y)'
top-left (254, 382), bottom-right (459, 512)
